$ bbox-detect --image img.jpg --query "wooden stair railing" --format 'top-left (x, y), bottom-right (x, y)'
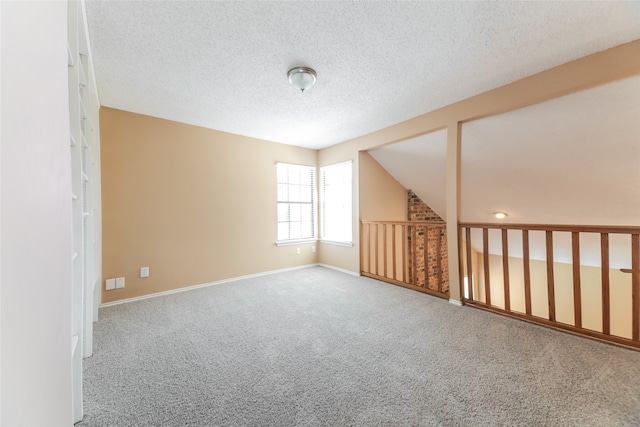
top-left (360, 220), bottom-right (449, 299)
top-left (459, 223), bottom-right (640, 350)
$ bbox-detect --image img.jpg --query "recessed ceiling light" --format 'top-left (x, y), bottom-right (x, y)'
top-left (493, 212), bottom-right (508, 219)
top-left (288, 67), bottom-right (316, 93)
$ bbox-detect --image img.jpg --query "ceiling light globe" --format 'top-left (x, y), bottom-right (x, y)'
top-left (288, 67), bottom-right (317, 92)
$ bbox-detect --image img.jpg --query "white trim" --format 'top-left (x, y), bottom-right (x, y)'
top-left (449, 299), bottom-right (463, 307)
top-left (320, 239), bottom-right (353, 247)
top-left (100, 264), bottom-right (319, 308)
top-left (318, 263), bottom-right (360, 277)
top-left (276, 238), bottom-right (317, 247)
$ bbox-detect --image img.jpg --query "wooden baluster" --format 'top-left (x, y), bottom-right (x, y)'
top-left (436, 227), bottom-right (442, 293)
top-left (392, 224), bottom-right (397, 281)
top-left (572, 232), bottom-right (582, 328)
top-left (412, 225), bottom-right (417, 285)
top-left (483, 228), bottom-right (491, 306)
top-left (601, 233), bottom-right (610, 335)
top-left (402, 225), bottom-right (407, 284)
top-left (424, 226), bottom-right (429, 288)
top-left (360, 222), bottom-right (364, 275)
top-left (632, 234), bottom-right (640, 341)
top-left (465, 227), bottom-right (473, 301)
top-left (374, 223), bottom-right (379, 276)
top-left (502, 229), bottom-right (510, 312)
top-left (365, 223), bottom-right (370, 274)
top-left (458, 224), bottom-right (465, 300)
top-left (383, 224), bottom-right (387, 278)
top-left (523, 230), bottom-right (532, 316)
top-left (546, 231), bottom-right (556, 322)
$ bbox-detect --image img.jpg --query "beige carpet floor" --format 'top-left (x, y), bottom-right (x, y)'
top-left (78, 266), bottom-right (640, 426)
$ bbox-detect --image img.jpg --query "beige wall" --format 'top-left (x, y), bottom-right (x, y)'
top-left (101, 108), bottom-right (319, 303)
top-left (472, 253), bottom-right (632, 339)
top-left (358, 152), bottom-right (407, 221)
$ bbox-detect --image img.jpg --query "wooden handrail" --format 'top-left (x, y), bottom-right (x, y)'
top-left (361, 220), bottom-right (446, 226)
top-left (459, 222), bottom-right (640, 234)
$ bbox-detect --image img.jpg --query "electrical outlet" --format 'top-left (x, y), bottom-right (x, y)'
top-left (296, 247), bottom-right (301, 255)
top-left (140, 266), bottom-right (149, 278)
top-left (312, 245), bottom-right (316, 253)
top-left (115, 277), bottom-right (125, 289)
top-left (106, 278), bottom-right (115, 291)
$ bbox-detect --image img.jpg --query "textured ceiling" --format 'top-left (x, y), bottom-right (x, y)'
top-left (85, 1), bottom-right (640, 149)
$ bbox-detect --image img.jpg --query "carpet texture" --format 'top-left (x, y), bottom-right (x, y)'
top-left (78, 266), bottom-right (640, 426)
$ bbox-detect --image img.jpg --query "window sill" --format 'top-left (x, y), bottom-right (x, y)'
top-left (320, 239), bottom-right (353, 247)
top-left (276, 239), bottom-right (318, 247)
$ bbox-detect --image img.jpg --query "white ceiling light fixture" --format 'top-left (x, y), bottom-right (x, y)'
top-left (494, 212), bottom-right (508, 219)
top-left (288, 67), bottom-right (317, 93)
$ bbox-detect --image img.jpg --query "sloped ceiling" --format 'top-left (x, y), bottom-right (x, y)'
top-left (370, 75), bottom-right (640, 227)
top-left (369, 75), bottom-right (640, 266)
top-left (85, 1), bottom-right (640, 149)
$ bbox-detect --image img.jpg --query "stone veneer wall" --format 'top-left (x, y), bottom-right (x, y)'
top-left (407, 190), bottom-right (449, 293)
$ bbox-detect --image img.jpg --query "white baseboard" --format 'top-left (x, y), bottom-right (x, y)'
top-left (449, 299), bottom-right (463, 307)
top-left (317, 263), bottom-right (361, 277)
top-left (100, 264), bottom-right (320, 308)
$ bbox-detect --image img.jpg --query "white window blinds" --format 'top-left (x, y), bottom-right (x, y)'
top-left (276, 163), bottom-right (316, 242)
top-left (321, 161), bottom-right (352, 244)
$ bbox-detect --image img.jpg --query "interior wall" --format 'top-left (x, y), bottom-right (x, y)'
top-left (1, 1), bottom-right (73, 424)
top-left (358, 152), bottom-right (407, 221)
top-left (100, 108), bottom-right (318, 303)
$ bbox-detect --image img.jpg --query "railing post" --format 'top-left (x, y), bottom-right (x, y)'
top-left (601, 233), bottom-right (610, 335)
top-left (465, 227), bottom-right (473, 301)
top-left (445, 121), bottom-right (462, 302)
top-left (571, 232), bottom-right (582, 328)
top-left (632, 234), bottom-right (639, 341)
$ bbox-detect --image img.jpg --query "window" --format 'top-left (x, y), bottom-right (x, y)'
top-left (320, 161), bottom-right (352, 245)
top-left (276, 163), bottom-right (316, 244)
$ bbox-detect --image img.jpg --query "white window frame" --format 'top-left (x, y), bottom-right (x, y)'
top-left (276, 162), bottom-right (317, 246)
top-left (320, 160), bottom-right (353, 246)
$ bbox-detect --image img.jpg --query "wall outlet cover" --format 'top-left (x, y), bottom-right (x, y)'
top-left (140, 266), bottom-right (149, 278)
top-left (106, 278), bottom-right (116, 291)
top-left (296, 247), bottom-right (301, 255)
top-left (115, 277), bottom-right (125, 289)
